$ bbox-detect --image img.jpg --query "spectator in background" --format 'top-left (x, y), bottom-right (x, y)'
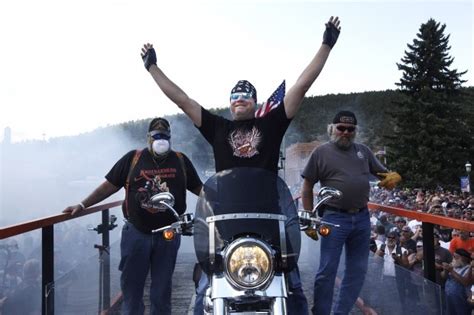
top-left (370, 211), bottom-right (379, 226)
top-left (377, 214), bottom-right (395, 234)
top-left (449, 230), bottom-right (474, 254)
top-left (394, 216), bottom-right (407, 232)
top-left (438, 223), bottom-right (453, 244)
top-left (374, 225), bottom-right (386, 242)
top-left (408, 218), bottom-right (422, 234)
top-left (375, 231), bottom-right (411, 313)
top-left (433, 232), bottom-right (453, 286)
top-left (407, 241), bottom-right (424, 277)
top-left (0, 259), bottom-right (41, 315)
top-left (442, 249), bottom-right (473, 315)
top-left (428, 204), bottom-right (444, 216)
top-left (400, 226), bottom-right (416, 254)
top-left (452, 205), bottom-right (463, 220)
top-left (411, 225), bottom-right (423, 242)
top-left (462, 209), bottom-right (472, 221)
top-left (370, 225), bottom-right (386, 253)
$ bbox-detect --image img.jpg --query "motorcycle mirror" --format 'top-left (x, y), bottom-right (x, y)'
top-left (318, 187), bottom-right (342, 200)
top-left (150, 192), bottom-right (175, 208)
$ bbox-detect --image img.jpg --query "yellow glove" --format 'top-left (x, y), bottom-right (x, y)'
top-left (377, 172), bottom-right (402, 190)
top-left (305, 227), bottom-right (319, 241)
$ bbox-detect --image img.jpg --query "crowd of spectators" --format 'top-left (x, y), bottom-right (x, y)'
top-left (370, 186), bottom-right (474, 220)
top-left (369, 186), bottom-right (474, 314)
top-left (0, 220), bottom-right (105, 314)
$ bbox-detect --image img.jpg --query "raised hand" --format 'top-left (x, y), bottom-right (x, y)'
top-left (323, 16), bottom-right (341, 49)
top-left (141, 43), bottom-right (157, 71)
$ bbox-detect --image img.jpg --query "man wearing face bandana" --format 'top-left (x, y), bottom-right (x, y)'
top-left (63, 117), bottom-right (202, 315)
top-left (301, 111), bottom-right (401, 315)
top-left (141, 16), bottom-right (341, 315)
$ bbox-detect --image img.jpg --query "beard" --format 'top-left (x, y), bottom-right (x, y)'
top-left (330, 133), bottom-right (356, 150)
top-left (452, 258), bottom-right (465, 268)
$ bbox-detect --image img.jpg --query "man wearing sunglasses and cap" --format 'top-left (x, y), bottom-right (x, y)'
top-left (301, 110), bottom-right (402, 315)
top-left (141, 16), bottom-right (342, 315)
top-left (63, 117), bottom-right (202, 315)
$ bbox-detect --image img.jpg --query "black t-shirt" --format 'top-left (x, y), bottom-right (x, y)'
top-left (106, 149), bottom-right (202, 233)
top-left (197, 104), bottom-right (291, 173)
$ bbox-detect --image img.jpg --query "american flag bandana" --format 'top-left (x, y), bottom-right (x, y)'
top-left (255, 80), bottom-right (285, 118)
top-left (231, 80), bottom-right (257, 103)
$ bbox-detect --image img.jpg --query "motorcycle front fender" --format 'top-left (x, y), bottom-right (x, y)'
top-left (210, 273), bottom-right (287, 299)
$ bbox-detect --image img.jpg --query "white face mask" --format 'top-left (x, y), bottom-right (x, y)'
top-left (152, 139), bottom-right (170, 155)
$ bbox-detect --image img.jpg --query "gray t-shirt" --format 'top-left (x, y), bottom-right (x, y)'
top-left (301, 142), bottom-right (387, 210)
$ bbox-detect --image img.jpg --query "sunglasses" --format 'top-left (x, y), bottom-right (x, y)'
top-left (149, 131), bottom-right (170, 140)
top-left (336, 125), bottom-right (356, 133)
top-left (230, 92), bottom-right (253, 101)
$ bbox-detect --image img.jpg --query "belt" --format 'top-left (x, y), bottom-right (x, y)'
top-left (324, 206), bottom-right (366, 214)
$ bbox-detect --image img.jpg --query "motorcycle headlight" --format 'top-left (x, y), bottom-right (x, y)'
top-left (224, 238), bottom-right (273, 289)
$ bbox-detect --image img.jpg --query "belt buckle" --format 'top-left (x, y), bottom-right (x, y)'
top-left (347, 208), bottom-right (359, 214)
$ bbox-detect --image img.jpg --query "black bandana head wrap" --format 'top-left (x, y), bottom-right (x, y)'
top-left (230, 80), bottom-right (257, 103)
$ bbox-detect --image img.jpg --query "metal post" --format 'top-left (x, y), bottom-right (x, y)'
top-left (42, 225), bottom-right (54, 315)
top-left (102, 209), bottom-right (111, 310)
top-left (421, 222), bottom-right (436, 282)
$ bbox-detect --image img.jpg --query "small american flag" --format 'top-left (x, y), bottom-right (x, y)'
top-left (255, 80), bottom-right (285, 118)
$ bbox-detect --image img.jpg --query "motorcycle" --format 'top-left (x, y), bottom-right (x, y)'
top-left (152, 168), bottom-right (341, 314)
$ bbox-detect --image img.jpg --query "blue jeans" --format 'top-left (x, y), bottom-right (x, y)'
top-left (194, 267), bottom-right (308, 315)
top-left (119, 222), bottom-right (181, 315)
top-left (445, 275), bottom-right (471, 315)
top-left (312, 208), bottom-right (370, 315)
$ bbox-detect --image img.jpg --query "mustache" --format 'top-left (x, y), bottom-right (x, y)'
top-left (330, 133), bottom-right (355, 149)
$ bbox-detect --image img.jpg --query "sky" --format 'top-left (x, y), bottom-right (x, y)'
top-left (0, 0), bottom-right (472, 143)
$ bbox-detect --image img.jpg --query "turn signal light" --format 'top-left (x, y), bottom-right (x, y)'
top-left (163, 229), bottom-right (175, 240)
top-left (319, 225), bottom-right (331, 237)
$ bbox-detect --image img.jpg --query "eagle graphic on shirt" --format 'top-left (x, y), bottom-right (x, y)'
top-left (135, 172), bottom-right (170, 214)
top-left (228, 126), bottom-right (261, 158)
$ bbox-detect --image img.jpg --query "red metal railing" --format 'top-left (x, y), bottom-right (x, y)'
top-left (367, 202), bottom-right (474, 232)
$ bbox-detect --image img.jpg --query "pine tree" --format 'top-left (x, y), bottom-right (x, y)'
top-left (396, 18), bottom-right (467, 98)
top-left (385, 18), bottom-right (471, 189)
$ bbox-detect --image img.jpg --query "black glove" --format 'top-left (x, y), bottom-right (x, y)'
top-left (322, 22), bottom-right (340, 48)
top-left (305, 227), bottom-right (319, 241)
top-left (142, 47), bottom-right (157, 71)
top-left (182, 225), bottom-right (194, 236)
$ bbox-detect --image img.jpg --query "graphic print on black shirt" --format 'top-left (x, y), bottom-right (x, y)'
top-left (198, 104), bottom-right (292, 173)
top-left (105, 149), bottom-right (202, 233)
top-left (228, 126), bottom-right (262, 158)
top-left (133, 168), bottom-right (171, 214)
